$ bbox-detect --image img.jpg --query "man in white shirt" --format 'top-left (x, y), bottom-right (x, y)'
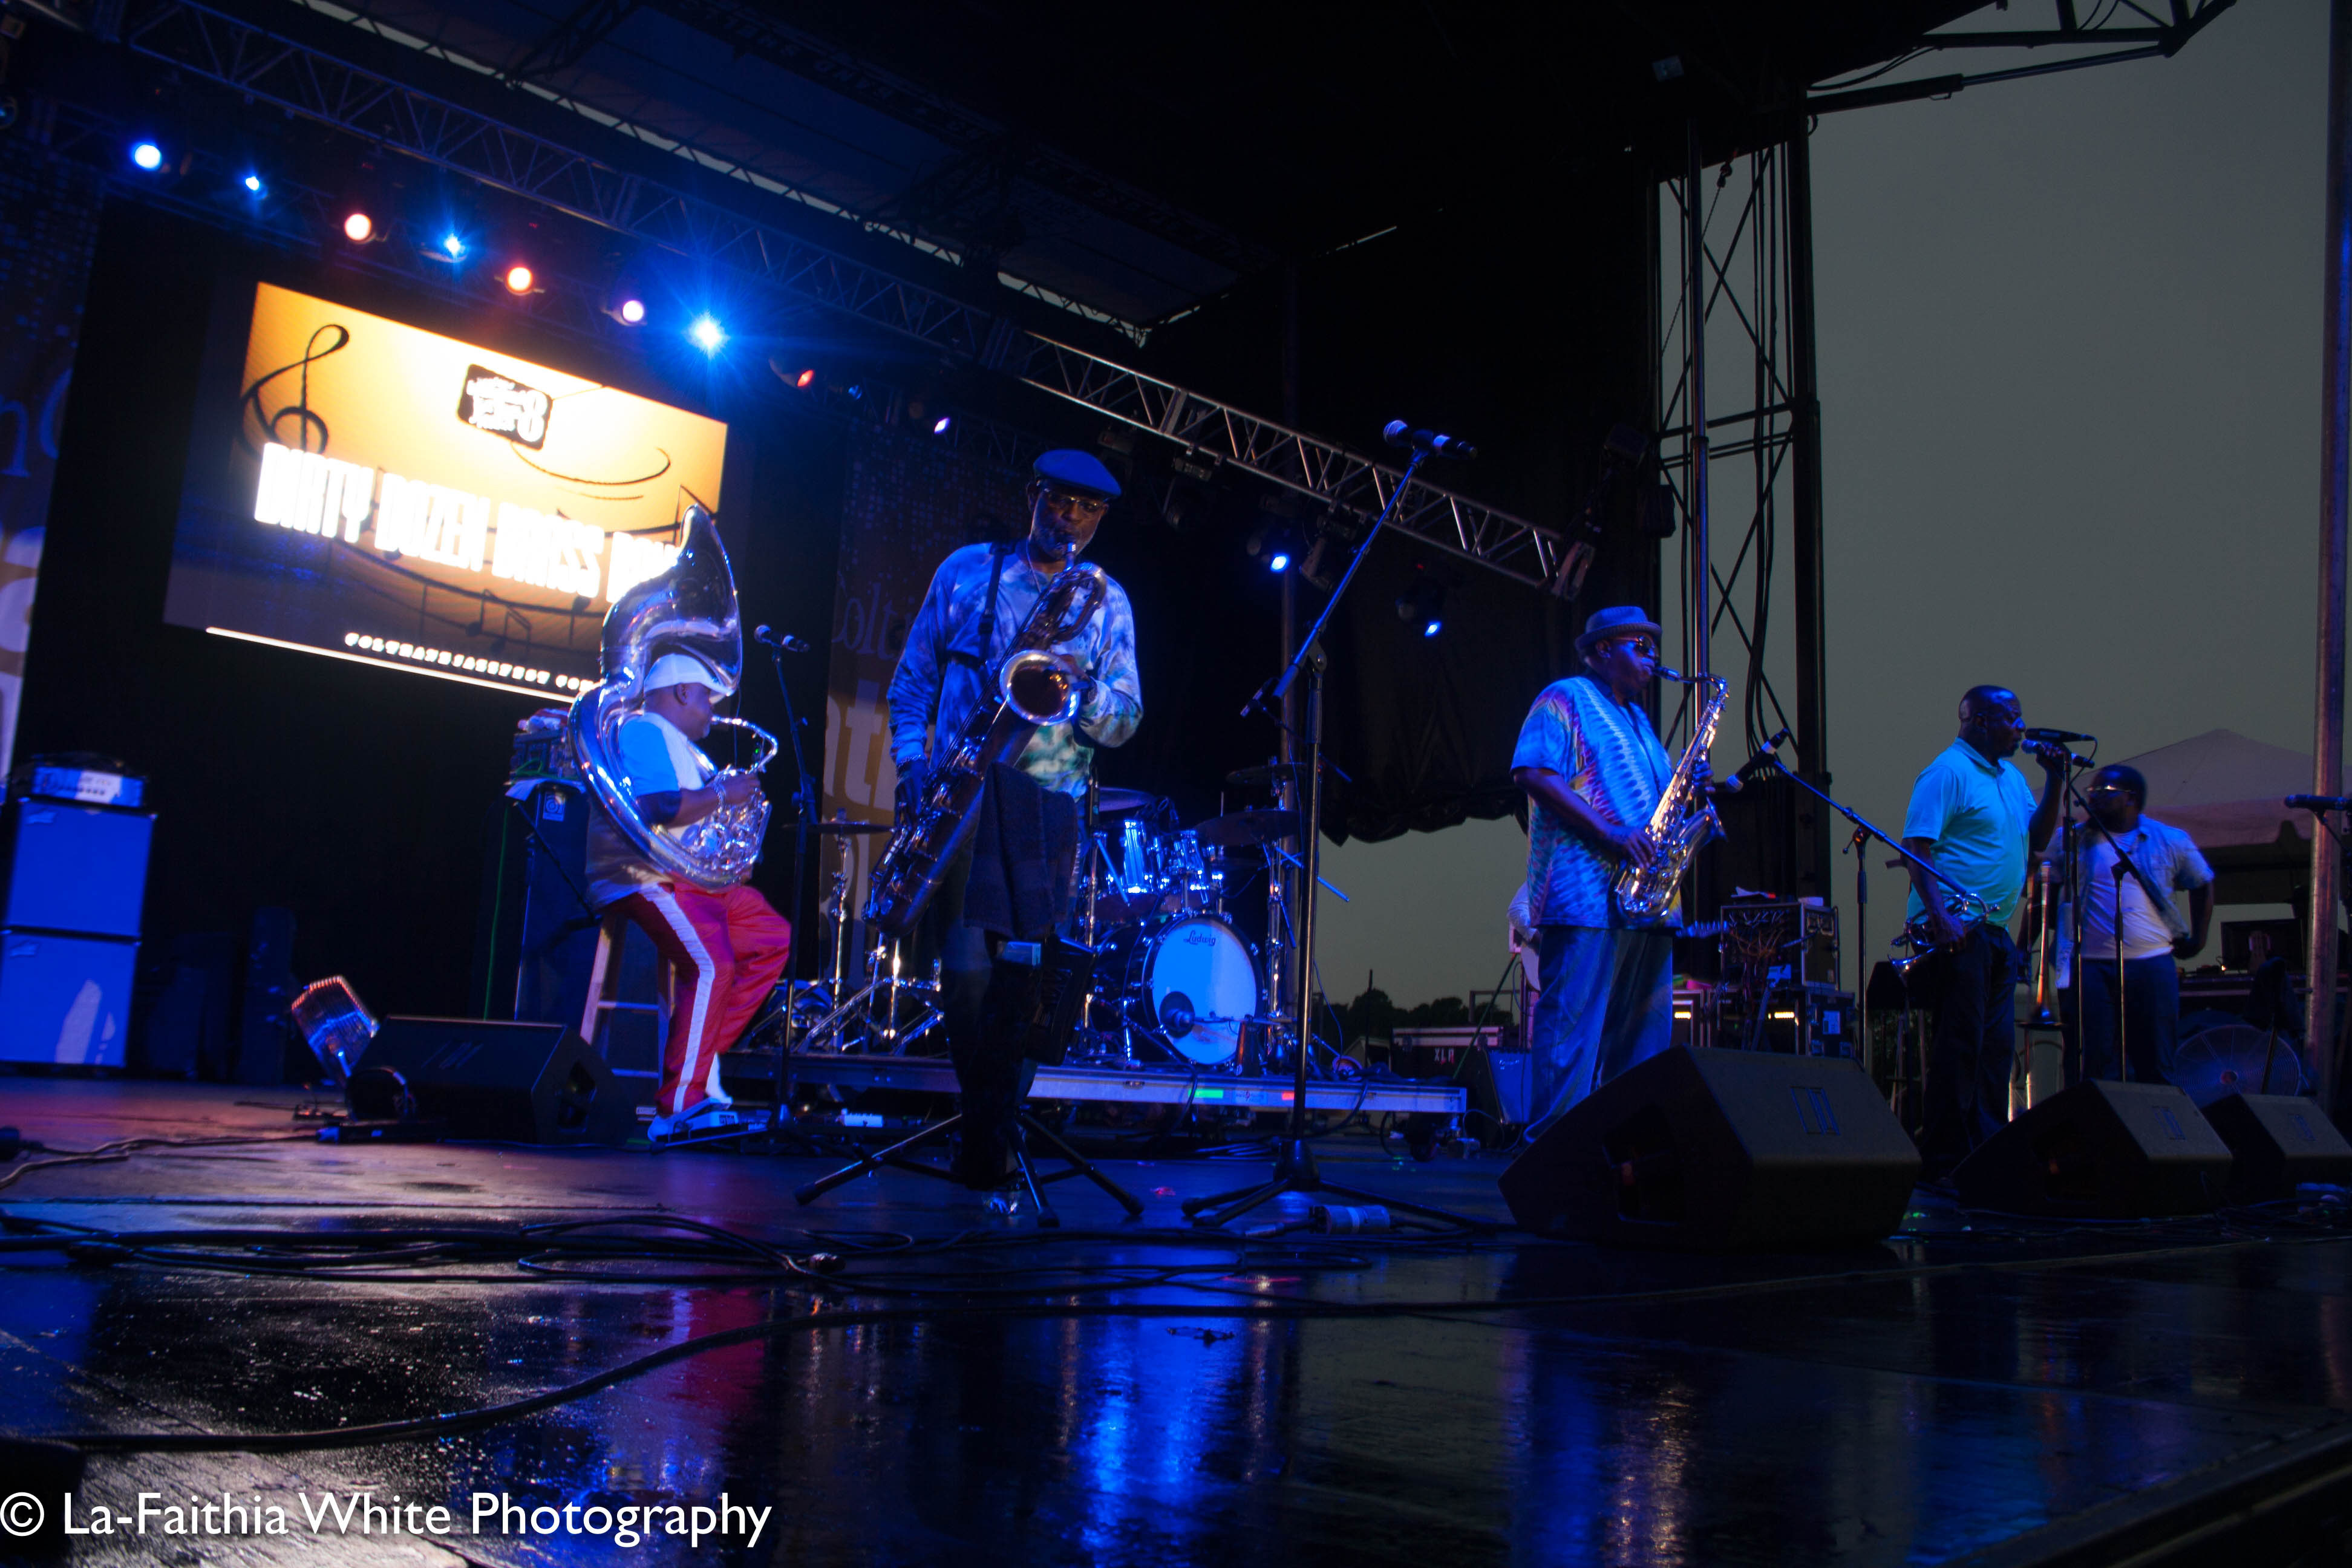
top-left (586, 650), bottom-right (791, 1142)
top-left (2052, 764), bottom-right (2213, 1085)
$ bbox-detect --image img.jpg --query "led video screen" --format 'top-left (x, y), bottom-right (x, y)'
top-left (166, 282), bottom-right (727, 697)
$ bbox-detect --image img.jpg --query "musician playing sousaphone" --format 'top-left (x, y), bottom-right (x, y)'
top-left (575, 508), bottom-right (790, 1145)
top-left (886, 449), bottom-right (1142, 1188)
top-left (1900, 685), bottom-right (2063, 1182)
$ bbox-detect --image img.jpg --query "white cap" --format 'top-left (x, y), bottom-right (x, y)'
top-left (644, 651), bottom-right (734, 697)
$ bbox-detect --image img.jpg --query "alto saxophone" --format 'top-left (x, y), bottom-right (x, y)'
top-left (1612, 667), bottom-right (1730, 921)
top-left (864, 550), bottom-right (1109, 937)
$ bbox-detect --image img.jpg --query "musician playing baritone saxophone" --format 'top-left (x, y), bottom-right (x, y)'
top-left (1511, 606), bottom-right (1708, 1129)
top-left (584, 651), bottom-right (792, 1143)
top-left (887, 449), bottom-right (1142, 1187)
top-left (1901, 685), bottom-right (2063, 1181)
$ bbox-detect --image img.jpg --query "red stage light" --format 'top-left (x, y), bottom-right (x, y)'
top-left (505, 264), bottom-right (535, 295)
top-left (795, 368), bottom-right (816, 389)
top-left (342, 211), bottom-right (374, 243)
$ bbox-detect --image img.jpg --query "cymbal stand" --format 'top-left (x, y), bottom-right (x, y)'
top-left (1187, 447), bottom-right (1489, 1232)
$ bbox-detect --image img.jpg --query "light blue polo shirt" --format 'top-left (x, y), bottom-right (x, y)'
top-left (1902, 739), bottom-right (2037, 927)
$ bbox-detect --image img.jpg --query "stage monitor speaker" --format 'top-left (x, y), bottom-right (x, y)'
top-left (2200, 1093), bottom-right (2352, 1204)
top-left (1496, 1047), bottom-right (1920, 1250)
top-left (0, 930), bottom-right (136, 1066)
top-left (351, 1017), bottom-right (637, 1146)
top-left (1952, 1080), bottom-right (2232, 1218)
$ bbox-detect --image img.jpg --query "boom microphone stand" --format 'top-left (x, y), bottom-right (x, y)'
top-left (1184, 444), bottom-right (1489, 1232)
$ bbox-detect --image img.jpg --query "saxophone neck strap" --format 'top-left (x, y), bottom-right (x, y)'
top-left (976, 542), bottom-right (1012, 658)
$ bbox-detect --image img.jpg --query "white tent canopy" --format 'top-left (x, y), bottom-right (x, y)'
top-left (2108, 728), bottom-right (2314, 851)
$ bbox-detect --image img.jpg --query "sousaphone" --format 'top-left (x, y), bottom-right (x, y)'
top-left (569, 505), bottom-right (776, 890)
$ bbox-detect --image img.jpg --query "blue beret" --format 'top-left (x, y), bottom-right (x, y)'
top-left (1032, 448), bottom-right (1121, 498)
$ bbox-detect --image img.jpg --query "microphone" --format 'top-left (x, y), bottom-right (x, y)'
top-left (1732, 728), bottom-right (1794, 787)
top-left (1382, 420), bottom-right (1477, 459)
top-left (754, 625), bottom-right (811, 654)
top-left (2024, 739), bottom-right (2094, 769)
top-left (2024, 727), bottom-right (2096, 744)
top-left (2287, 794), bottom-right (2352, 811)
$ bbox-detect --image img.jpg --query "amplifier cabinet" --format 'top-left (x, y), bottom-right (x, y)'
top-left (1, 799), bottom-right (153, 939)
top-left (0, 929), bottom-right (137, 1066)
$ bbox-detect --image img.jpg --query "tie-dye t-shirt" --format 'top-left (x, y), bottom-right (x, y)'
top-left (1512, 674), bottom-right (1676, 929)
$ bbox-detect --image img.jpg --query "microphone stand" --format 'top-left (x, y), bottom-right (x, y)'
top-left (756, 633), bottom-right (822, 1148)
top-left (1184, 446), bottom-right (1489, 1232)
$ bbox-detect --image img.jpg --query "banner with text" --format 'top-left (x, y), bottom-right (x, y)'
top-left (167, 282), bottom-right (727, 698)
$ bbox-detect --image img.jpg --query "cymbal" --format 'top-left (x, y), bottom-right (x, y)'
top-left (1226, 763), bottom-right (1304, 791)
top-left (1096, 788), bottom-right (1155, 815)
top-left (803, 818), bottom-right (892, 835)
top-left (1194, 808), bottom-right (1300, 848)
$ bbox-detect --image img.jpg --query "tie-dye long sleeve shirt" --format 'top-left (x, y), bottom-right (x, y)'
top-left (1511, 673), bottom-right (1676, 929)
top-left (888, 543), bottom-right (1142, 797)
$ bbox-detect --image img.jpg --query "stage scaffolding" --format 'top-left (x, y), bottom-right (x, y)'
top-left (1655, 128), bottom-right (1832, 903)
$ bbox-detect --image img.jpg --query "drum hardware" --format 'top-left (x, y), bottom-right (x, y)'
top-left (1195, 808), bottom-right (1301, 849)
top-left (1095, 788), bottom-right (1155, 815)
top-left (1225, 763), bottom-right (1307, 793)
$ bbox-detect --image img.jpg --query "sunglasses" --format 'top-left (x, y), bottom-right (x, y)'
top-left (1036, 485), bottom-right (1109, 521)
top-left (1599, 636), bottom-right (1656, 657)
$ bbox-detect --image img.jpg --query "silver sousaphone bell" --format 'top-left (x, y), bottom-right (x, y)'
top-left (570, 505), bottom-right (777, 891)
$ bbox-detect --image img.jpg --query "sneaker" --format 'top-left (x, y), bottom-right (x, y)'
top-left (648, 1099), bottom-right (743, 1144)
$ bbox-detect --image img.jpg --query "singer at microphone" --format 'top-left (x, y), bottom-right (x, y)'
top-left (1383, 420), bottom-right (1477, 459)
top-left (1898, 685), bottom-right (2068, 1183)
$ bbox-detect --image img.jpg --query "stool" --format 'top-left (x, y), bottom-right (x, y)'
top-left (580, 910), bottom-right (671, 1056)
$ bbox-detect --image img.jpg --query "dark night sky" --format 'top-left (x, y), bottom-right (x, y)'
top-left (1322, 1), bottom-right (2328, 1007)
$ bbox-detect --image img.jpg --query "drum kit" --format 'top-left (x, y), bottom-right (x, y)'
top-left (785, 765), bottom-right (1325, 1076)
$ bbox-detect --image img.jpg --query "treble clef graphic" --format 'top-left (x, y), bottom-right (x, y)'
top-left (240, 324), bottom-right (351, 456)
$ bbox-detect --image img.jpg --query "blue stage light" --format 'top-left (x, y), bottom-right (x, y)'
top-left (442, 232), bottom-right (466, 260)
top-left (1422, 618), bottom-right (1443, 638)
top-left (131, 142), bottom-right (164, 172)
top-left (1267, 551), bottom-right (1291, 573)
top-left (241, 173), bottom-right (264, 195)
top-left (689, 315), bottom-right (727, 354)
top-left (932, 416), bottom-right (953, 435)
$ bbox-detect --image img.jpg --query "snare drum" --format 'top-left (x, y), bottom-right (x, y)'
top-left (1126, 914), bottom-right (1261, 1066)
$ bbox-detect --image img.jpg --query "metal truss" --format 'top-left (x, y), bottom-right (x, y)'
top-left (1656, 144), bottom-right (1802, 760)
top-left (1014, 336), bottom-right (1564, 587)
top-left (117, 0), bottom-right (1028, 364)
top-left (52, 0), bottom-right (1561, 586)
top-left (36, 95), bottom-right (1046, 468)
top-left (645, 0), bottom-right (1276, 279)
top-left (1810, 0), bottom-right (2238, 114)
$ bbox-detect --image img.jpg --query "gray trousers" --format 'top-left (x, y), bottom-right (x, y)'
top-left (1526, 925), bottom-right (1676, 1132)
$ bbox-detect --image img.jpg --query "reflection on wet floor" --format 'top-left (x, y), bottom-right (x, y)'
top-left (3, 1080), bottom-right (2350, 1566)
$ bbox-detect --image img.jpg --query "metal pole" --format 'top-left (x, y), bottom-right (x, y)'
top-left (2311, 0), bottom-right (2352, 1109)
top-left (1685, 119), bottom-right (1711, 679)
top-left (1786, 122), bottom-right (1831, 907)
top-left (1273, 262), bottom-right (1303, 1048)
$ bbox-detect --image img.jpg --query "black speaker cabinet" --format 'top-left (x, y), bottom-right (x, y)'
top-left (351, 1017), bottom-right (638, 1146)
top-left (1953, 1080), bottom-right (2233, 1218)
top-left (1497, 1047), bottom-right (1921, 1250)
top-left (2201, 1093), bottom-right (2352, 1203)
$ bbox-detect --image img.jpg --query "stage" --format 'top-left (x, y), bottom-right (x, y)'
top-left (4, 1079), bottom-right (2350, 1566)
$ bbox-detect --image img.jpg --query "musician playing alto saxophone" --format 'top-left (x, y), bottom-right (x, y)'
top-left (886, 449), bottom-right (1142, 1187)
top-left (1901, 685), bottom-right (2064, 1182)
top-left (1511, 606), bottom-right (1713, 1129)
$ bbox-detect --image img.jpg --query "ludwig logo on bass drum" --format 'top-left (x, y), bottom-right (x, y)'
top-left (457, 365), bottom-right (550, 449)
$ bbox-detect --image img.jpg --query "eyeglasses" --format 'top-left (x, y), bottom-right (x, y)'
top-left (2088, 785), bottom-right (2133, 797)
top-left (1600, 636), bottom-right (1656, 658)
top-left (1036, 485), bottom-right (1109, 521)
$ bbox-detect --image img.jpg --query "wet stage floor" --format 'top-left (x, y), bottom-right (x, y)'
top-left (3, 1080), bottom-right (2351, 1566)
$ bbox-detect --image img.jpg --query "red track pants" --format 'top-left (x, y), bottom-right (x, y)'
top-left (609, 881), bottom-right (792, 1117)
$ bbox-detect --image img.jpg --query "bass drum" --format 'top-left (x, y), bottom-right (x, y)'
top-left (1128, 915), bottom-right (1261, 1066)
